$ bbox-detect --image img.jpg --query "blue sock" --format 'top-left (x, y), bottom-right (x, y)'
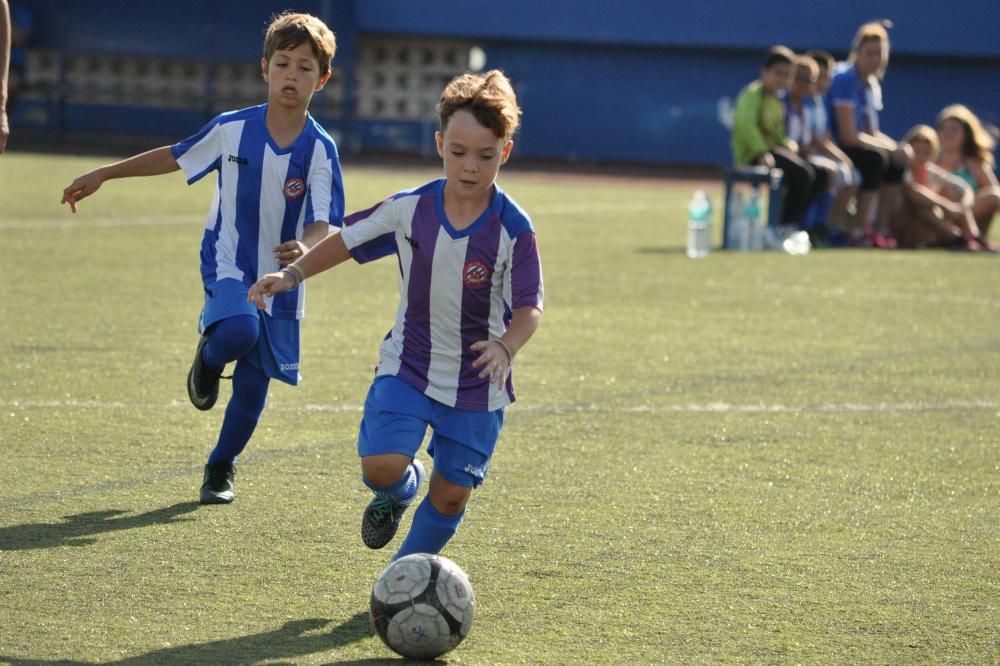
top-left (202, 315), bottom-right (259, 373)
top-left (811, 191), bottom-right (833, 230)
top-left (394, 498), bottom-right (464, 559)
top-left (363, 462), bottom-right (418, 503)
top-left (801, 201), bottom-right (818, 230)
top-left (207, 360), bottom-right (270, 465)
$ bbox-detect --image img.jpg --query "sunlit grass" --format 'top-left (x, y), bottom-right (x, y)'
top-left (1, 151), bottom-right (998, 664)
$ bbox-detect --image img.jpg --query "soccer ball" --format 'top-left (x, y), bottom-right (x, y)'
top-left (370, 553), bottom-right (476, 659)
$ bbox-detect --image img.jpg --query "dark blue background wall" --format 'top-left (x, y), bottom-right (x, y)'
top-left (353, 0), bottom-right (1000, 165)
top-left (13, 0), bottom-right (1000, 167)
top-left (15, 0), bottom-right (354, 60)
top-left (356, 0), bottom-right (1000, 57)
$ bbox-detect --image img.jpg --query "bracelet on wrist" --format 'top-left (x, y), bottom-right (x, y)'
top-left (493, 338), bottom-right (513, 364)
top-left (284, 263), bottom-right (306, 284)
top-left (281, 265), bottom-right (304, 285)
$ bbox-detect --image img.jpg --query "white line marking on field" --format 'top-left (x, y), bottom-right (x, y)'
top-left (0, 398), bottom-right (365, 412)
top-left (0, 215), bottom-right (200, 230)
top-left (739, 280), bottom-right (1000, 309)
top-left (3, 398), bottom-right (996, 414)
top-left (600, 400), bottom-right (1000, 414)
top-left (516, 400), bottom-right (1000, 414)
top-left (532, 201), bottom-right (669, 215)
top-left (0, 203), bottom-right (667, 228)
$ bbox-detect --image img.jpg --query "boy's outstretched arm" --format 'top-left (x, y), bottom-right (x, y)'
top-left (61, 146), bottom-right (179, 213)
top-left (249, 231), bottom-right (352, 308)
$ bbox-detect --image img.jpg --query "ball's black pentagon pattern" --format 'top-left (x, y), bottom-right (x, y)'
top-left (370, 553), bottom-right (475, 659)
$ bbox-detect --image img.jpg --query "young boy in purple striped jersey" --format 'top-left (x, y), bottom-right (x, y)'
top-left (61, 13), bottom-right (344, 504)
top-left (250, 70), bottom-right (543, 559)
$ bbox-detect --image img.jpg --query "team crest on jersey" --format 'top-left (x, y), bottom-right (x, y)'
top-left (283, 178), bottom-right (305, 200)
top-left (463, 260), bottom-right (492, 288)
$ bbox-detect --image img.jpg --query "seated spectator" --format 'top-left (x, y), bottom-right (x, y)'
top-left (6, 1), bottom-right (32, 114)
top-left (732, 45), bottom-right (822, 229)
top-left (806, 48), bottom-right (859, 239)
top-left (890, 125), bottom-right (987, 250)
top-left (0, 0), bottom-right (9, 152)
top-left (785, 54), bottom-right (835, 242)
top-left (935, 104), bottom-right (1000, 238)
top-left (826, 21), bottom-right (910, 247)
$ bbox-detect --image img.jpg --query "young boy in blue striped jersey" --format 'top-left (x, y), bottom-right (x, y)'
top-left (250, 70), bottom-right (543, 560)
top-left (61, 12), bottom-right (344, 504)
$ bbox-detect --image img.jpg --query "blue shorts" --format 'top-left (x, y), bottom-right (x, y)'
top-left (199, 278), bottom-right (301, 386)
top-left (358, 375), bottom-right (505, 488)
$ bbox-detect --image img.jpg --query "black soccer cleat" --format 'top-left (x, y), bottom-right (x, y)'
top-left (187, 334), bottom-right (221, 411)
top-left (200, 462), bottom-right (236, 504)
top-left (361, 459), bottom-right (424, 549)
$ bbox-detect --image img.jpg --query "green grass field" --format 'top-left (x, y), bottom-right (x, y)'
top-left (1, 151), bottom-right (998, 665)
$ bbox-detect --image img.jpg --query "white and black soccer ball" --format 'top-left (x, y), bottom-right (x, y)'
top-left (370, 553), bottom-right (476, 660)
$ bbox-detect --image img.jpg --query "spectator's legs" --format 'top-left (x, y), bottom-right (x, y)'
top-left (875, 184), bottom-right (903, 238)
top-left (973, 187), bottom-right (1000, 236)
top-left (770, 147), bottom-right (816, 226)
top-left (829, 186), bottom-right (857, 232)
top-left (875, 159), bottom-right (906, 238)
top-left (892, 188), bottom-right (961, 248)
top-left (843, 146), bottom-right (887, 233)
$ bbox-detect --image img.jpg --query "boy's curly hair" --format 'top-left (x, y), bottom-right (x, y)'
top-left (437, 70), bottom-right (521, 141)
top-left (263, 12), bottom-right (337, 76)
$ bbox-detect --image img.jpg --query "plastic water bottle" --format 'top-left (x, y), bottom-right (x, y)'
top-left (745, 190), bottom-right (764, 251)
top-left (686, 190), bottom-right (712, 258)
top-left (727, 189), bottom-right (748, 250)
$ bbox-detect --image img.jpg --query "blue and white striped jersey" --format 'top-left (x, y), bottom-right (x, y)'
top-left (171, 104), bottom-right (344, 320)
top-left (341, 179), bottom-right (544, 412)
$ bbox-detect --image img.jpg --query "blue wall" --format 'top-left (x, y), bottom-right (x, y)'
top-left (354, 0), bottom-right (1000, 164)
top-left (14, 0), bottom-right (1000, 167)
top-left (357, 0), bottom-right (1000, 57)
top-left (15, 0), bottom-right (354, 60)
top-left (483, 45), bottom-right (1000, 165)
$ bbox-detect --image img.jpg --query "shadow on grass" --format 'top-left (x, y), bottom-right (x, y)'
top-left (0, 612), bottom-right (401, 665)
top-left (0, 502), bottom-right (199, 550)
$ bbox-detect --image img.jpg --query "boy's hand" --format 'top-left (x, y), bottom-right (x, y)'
top-left (61, 171), bottom-right (105, 213)
top-left (756, 152), bottom-right (776, 170)
top-left (470, 340), bottom-right (511, 388)
top-left (248, 271), bottom-right (296, 309)
top-left (274, 240), bottom-right (308, 266)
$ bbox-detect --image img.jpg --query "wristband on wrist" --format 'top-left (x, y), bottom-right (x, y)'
top-left (281, 264), bottom-right (305, 285)
top-left (493, 338), bottom-right (513, 364)
top-left (285, 263), bottom-right (306, 284)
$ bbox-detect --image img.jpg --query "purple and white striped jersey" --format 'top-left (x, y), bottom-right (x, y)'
top-left (170, 104), bottom-right (344, 320)
top-left (341, 179), bottom-right (543, 412)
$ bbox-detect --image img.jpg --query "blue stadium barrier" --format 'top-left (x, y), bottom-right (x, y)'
top-left (12, 0), bottom-right (1000, 169)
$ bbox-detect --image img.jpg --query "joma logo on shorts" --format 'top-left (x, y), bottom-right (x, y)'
top-left (463, 463), bottom-right (486, 478)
